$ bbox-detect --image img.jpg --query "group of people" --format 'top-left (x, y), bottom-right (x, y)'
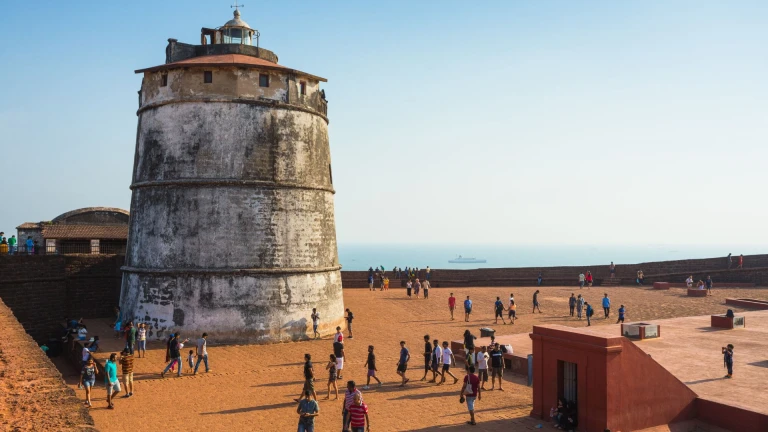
top-left (75, 306), bottom-right (212, 410)
top-left (686, 275), bottom-right (715, 295)
top-left (726, 253), bottom-right (744, 269)
top-left (567, 293), bottom-right (626, 326)
top-left (0, 232), bottom-right (37, 255)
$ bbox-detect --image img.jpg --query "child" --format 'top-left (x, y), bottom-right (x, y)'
top-left (384, 277), bottom-right (389, 290)
top-left (187, 350), bottom-right (195, 369)
top-left (364, 345), bottom-right (382, 389)
top-left (616, 305), bottom-right (626, 324)
top-left (722, 344), bottom-right (734, 378)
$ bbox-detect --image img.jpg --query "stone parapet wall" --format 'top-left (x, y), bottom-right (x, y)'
top-left (0, 298), bottom-right (95, 431)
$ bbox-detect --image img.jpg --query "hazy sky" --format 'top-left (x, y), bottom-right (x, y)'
top-left (1, 1), bottom-right (766, 245)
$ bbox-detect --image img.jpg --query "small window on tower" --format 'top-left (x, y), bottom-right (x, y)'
top-left (329, 164), bottom-right (333, 184)
top-left (161, 74), bottom-right (168, 87)
top-left (204, 71), bottom-right (213, 84)
top-left (259, 74), bottom-right (270, 87)
top-left (299, 81), bottom-right (306, 96)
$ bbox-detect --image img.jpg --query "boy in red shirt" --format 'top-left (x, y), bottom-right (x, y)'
top-left (448, 293), bottom-right (456, 320)
top-left (459, 365), bottom-right (481, 426)
top-left (346, 392), bottom-right (370, 432)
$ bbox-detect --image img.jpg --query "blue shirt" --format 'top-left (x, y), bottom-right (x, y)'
top-left (494, 300), bottom-right (503, 311)
top-left (618, 307), bottom-right (625, 317)
top-left (105, 360), bottom-right (118, 383)
top-left (464, 299), bottom-right (472, 310)
top-left (399, 347), bottom-right (409, 363)
top-left (602, 298), bottom-right (611, 308)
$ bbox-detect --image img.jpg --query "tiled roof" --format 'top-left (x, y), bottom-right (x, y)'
top-left (16, 222), bottom-right (41, 229)
top-left (135, 54), bottom-right (327, 82)
top-left (41, 225), bottom-right (128, 240)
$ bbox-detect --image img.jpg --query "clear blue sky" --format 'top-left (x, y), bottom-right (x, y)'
top-left (1, 1), bottom-right (766, 246)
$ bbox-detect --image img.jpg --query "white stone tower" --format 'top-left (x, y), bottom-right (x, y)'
top-left (120, 7), bottom-right (343, 342)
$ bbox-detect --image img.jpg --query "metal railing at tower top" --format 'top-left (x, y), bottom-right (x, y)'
top-left (0, 243), bottom-right (127, 256)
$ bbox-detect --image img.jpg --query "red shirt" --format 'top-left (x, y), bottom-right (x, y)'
top-left (586, 274), bottom-right (593, 282)
top-left (348, 402), bottom-right (369, 427)
top-left (739, 256), bottom-right (744, 265)
top-left (463, 373), bottom-right (480, 397)
top-left (448, 297), bottom-right (456, 308)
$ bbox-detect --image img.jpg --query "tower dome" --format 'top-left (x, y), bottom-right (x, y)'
top-left (220, 9), bottom-right (257, 45)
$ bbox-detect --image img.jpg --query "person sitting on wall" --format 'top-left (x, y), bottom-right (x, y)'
top-left (685, 275), bottom-right (694, 288)
top-left (697, 280), bottom-right (705, 290)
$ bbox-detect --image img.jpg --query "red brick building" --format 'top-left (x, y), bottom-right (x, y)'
top-left (16, 207), bottom-right (128, 254)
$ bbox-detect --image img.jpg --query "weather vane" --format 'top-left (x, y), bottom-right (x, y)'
top-left (231, 2), bottom-right (244, 12)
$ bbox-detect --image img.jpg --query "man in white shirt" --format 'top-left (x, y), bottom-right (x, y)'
top-left (429, 339), bottom-right (442, 383)
top-left (578, 272), bottom-right (585, 289)
top-left (475, 346), bottom-right (490, 390)
top-left (193, 333), bottom-right (210, 374)
top-left (438, 341), bottom-right (458, 385)
top-left (311, 308), bottom-right (320, 339)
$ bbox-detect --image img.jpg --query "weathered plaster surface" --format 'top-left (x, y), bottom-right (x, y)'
top-left (122, 79), bottom-right (342, 343)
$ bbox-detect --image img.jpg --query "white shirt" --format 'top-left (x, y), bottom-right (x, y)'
top-left (196, 338), bottom-right (207, 356)
top-left (82, 346), bottom-right (91, 362)
top-left (433, 346), bottom-right (442, 361)
top-left (476, 352), bottom-right (489, 369)
top-left (312, 313), bottom-right (320, 325)
top-left (579, 274), bottom-right (585, 282)
top-left (77, 328), bottom-right (88, 340)
top-left (441, 347), bottom-right (453, 364)
top-left (334, 332), bottom-right (343, 343)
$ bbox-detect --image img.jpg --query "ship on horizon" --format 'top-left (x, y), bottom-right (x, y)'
top-left (448, 255), bottom-right (487, 264)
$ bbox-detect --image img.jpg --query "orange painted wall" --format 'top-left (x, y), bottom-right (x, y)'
top-left (530, 325), bottom-right (698, 432)
top-left (696, 398), bottom-right (768, 432)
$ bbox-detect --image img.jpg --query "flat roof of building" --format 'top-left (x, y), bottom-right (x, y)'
top-left (533, 310), bottom-right (768, 416)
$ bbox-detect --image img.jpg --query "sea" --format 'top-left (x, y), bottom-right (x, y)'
top-left (337, 244), bottom-right (766, 271)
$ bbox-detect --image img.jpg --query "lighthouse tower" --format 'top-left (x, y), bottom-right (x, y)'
top-left (121, 7), bottom-right (343, 342)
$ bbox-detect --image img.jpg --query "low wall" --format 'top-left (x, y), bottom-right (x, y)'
top-left (342, 253), bottom-right (768, 288)
top-left (696, 398), bottom-right (768, 432)
top-left (0, 298), bottom-right (96, 431)
top-left (0, 255), bottom-right (122, 342)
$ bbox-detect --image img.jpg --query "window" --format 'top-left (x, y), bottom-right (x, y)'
top-left (259, 73), bottom-right (269, 87)
top-left (161, 74), bottom-right (168, 87)
top-left (299, 81), bottom-right (306, 95)
top-left (204, 71), bottom-right (213, 84)
top-left (329, 164), bottom-right (333, 184)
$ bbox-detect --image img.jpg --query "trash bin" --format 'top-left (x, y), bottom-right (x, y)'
top-left (480, 327), bottom-right (495, 338)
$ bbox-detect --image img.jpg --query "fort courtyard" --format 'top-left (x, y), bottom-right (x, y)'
top-left (53, 285), bottom-right (766, 432)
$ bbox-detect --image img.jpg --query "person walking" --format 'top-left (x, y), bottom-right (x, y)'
top-left (508, 294), bottom-right (517, 324)
top-left (476, 346), bottom-right (489, 390)
top-left (430, 339), bottom-right (442, 383)
top-left (585, 271), bottom-right (593, 288)
top-left (297, 389), bottom-right (320, 432)
top-left (727, 253), bottom-right (732, 269)
top-left (406, 280), bottom-right (412, 298)
top-left (397, 341), bottom-right (410, 386)
top-left (460, 365), bottom-right (481, 426)
top-left (421, 334), bottom-right (432, 381)
top-left (311, 308), bottom-right (320, 339)
top-left (119, 349), bottom-right (134, 398)
top-left (425, 266), bottom-right (431, 281)
top-left (438, 341), bottom-right (458, 385)
top-left (363, 345), bottom-right (382, 389)
top-left (602, 294), bottom-right (611, 318)
top-left (367, 274), bottom-right (374, 291)
top-left (705, 275), bottom-right (713, 296)
top-left (161, 334), bottom-right (188, 377)
top-left (80, 357), bottom-right (97, 408)
top-left (489, 342), bottom-right (504, 391)
top-left (342, 381), bottom-right (363, 432)
top-left (347, 392), bottom-right (370, 432)
top-left (104, 353), bottom-right (121, 409)
top-left (585, 302), bottom-right (594, 326)
top-left (414, 278), bottom-right (421, 298)
top-left (136, 323), bottom-right (147, 358)
top-left (576, 294), bottom-right (585, 320)
top-left (422, 278), bottom-right (430, 299)
top-left (537, 272), bottom-right (543, 286)
top-left (494, 297), bottom-right (507, 325)
top-left (463, 330), bottom-right (477, 369)
top-left (579, 272), bottom-right (585, 289)
top-left (296, 353), bottom-right (317, 402)
top-left (464, 296), bottom-right (473, 322)
top-left (326, 354), bottom-right (339, 399)
top-left (448, 293), bottom-right (456, 320)
top-left (569, 293), bottom-right (577, 317)
top-left (194, 332), bottom-right (210, 374)
top-left (345, 308), bottom-right (354, 339)
top-left (722, 344), bottom-right (734, 378)
top-left (333, 338), bottom-right (346, 381)
top-left (112, 306), bottom-right (122, 339)
top-left (609, 261), bottom-right (616, 278)
top-left (616, 305), bottom-right (626, 324)
top-left (737, 254), bottom-right (744, 269)
top-left (533, 290), bottom-right (542, 313)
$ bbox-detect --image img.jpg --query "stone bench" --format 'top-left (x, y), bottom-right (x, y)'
top-left (653, 282), bottom-right (670, 290)
top-left (711, 314), bottom-right (746, 329)
top-left (687, 288), bottom-right (707, 297)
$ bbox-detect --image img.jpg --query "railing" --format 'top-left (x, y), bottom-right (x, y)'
top-left (0, 243), bottom-right (127, 256)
